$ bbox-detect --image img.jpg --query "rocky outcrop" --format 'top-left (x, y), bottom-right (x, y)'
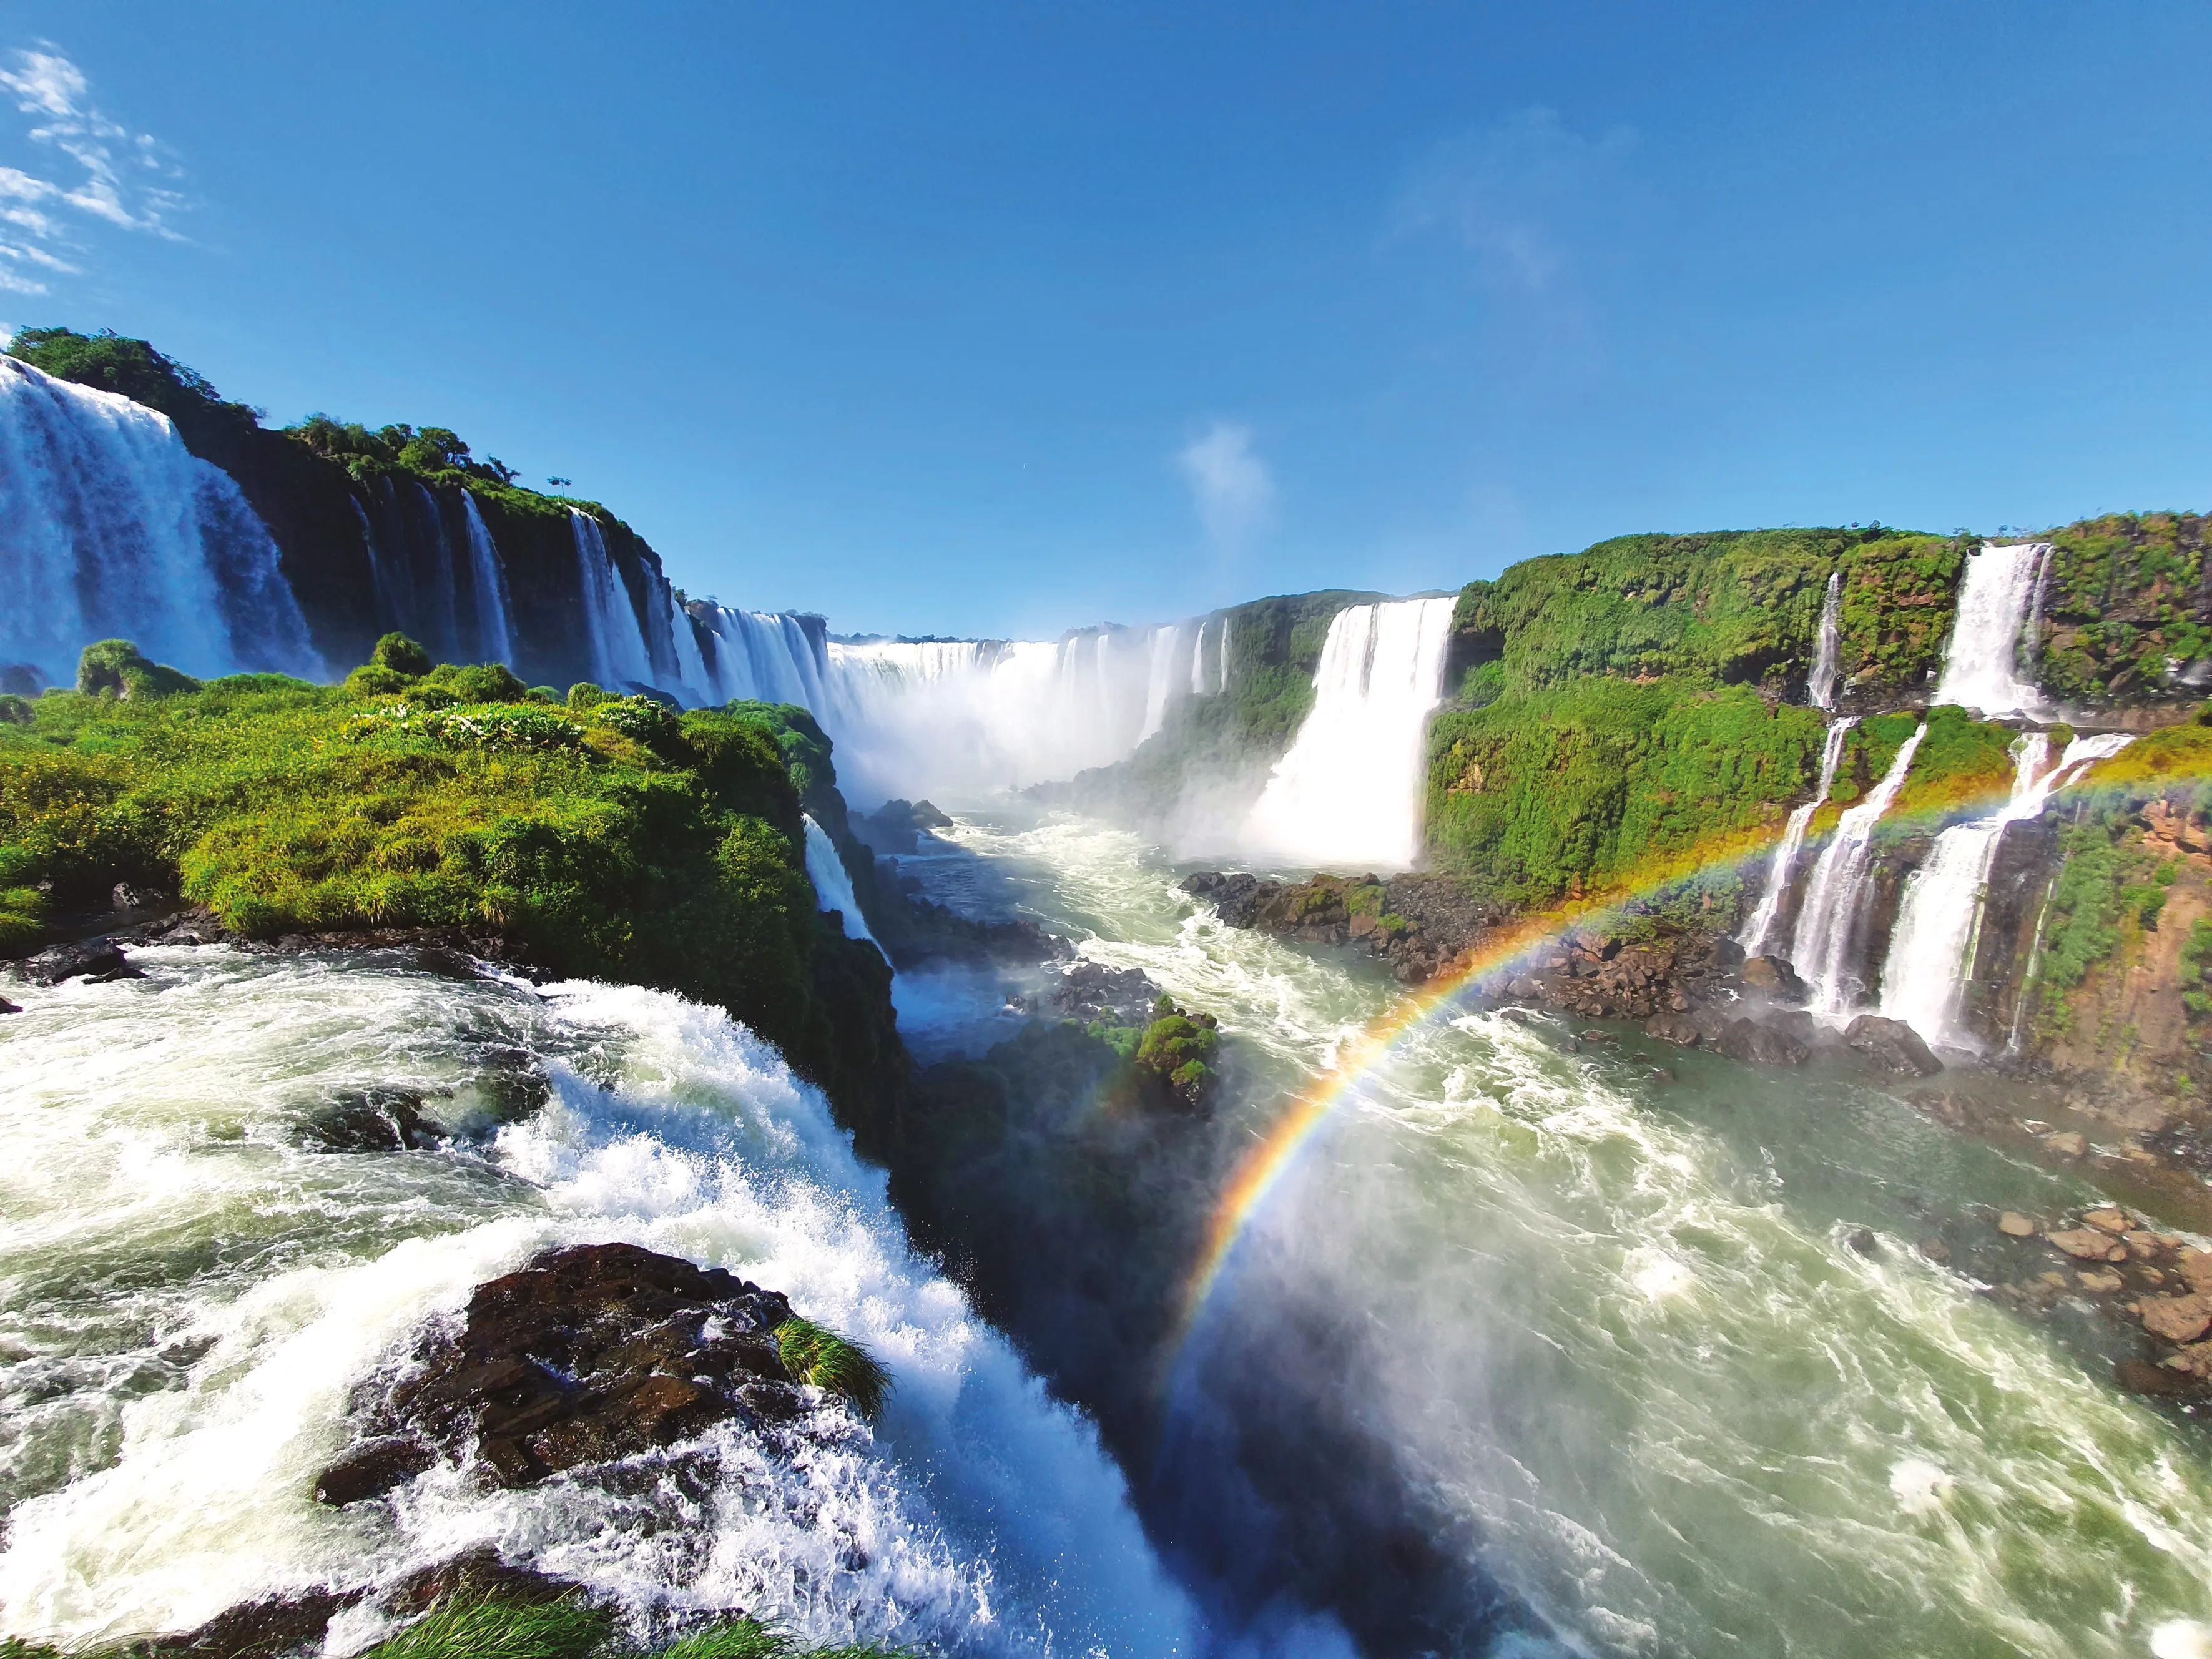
top-left (325, 1242), bottom-right (811, 1500)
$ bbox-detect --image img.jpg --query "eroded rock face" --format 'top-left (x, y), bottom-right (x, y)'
top-left (1053, 960), bottom-right (1160, 1027)
top-left (328, 1242), bottom-right (804, 1497)
top-left (1842, 1015), bottom-right (1943, 1078)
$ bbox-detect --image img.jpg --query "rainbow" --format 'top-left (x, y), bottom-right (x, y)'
top-left (1167, 729), bottom-right (2207, 1350)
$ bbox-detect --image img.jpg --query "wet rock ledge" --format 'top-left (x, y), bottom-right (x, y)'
top-left (148, 1243), bottom-right (872, 1659)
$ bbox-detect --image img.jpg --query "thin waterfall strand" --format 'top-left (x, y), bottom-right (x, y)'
top-left (1739, 717), bottom-right (1856, 956)
top-left (1878, 732), bottom-right (2133, 1046)
top-left (1808, 572), bottom-right (1844, 711)
top-left (1790, 723), bottom-right (1927, 1016)
top-left (458, 493), bottom-right (516, 666)
top-left (802, 815), bottom-right (883, 956)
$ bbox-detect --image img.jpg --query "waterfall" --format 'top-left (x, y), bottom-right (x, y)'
top-left (0, 354), bottom-right (322, 687)
top-left (697, 608), bottom-right (832, 707)
top-left (1139, 623), bottom-right (1184, 742)
top-left (1808, 572), bottom-right (1843, 710)
top-left (571, 510), bottom-right (656, 693)
top-left (1789, 722), bottom-right (1927, 1015)
top-left (1189, 620), bottom-right (1211, 695)
top-left (802, 814), bottom-right (883, 956)
top-left (1242, 598), bottom-right (1458, 871)
top-left (1934, 543), bottom-right (2050, 716)
top-left (1877, 731), bottom-right (2134, 1047)
top-left (458, 493), bottom-right (515, 666)
top-left (1739, 717), bottom-right (1856, 956)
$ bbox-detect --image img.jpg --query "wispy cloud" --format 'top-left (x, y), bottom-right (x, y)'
top-left (1176, 420), bottom-right (1276, 551)
top-left (0, 45), bottom-right (185, 295)
top-left (1394, 107), bottom-right (1636, 295)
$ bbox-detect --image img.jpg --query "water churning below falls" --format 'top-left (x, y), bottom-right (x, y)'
top-left (892, 809), bottom-right (2212, 1659)
top-left (0, 949), bottom-right (1192, 1655)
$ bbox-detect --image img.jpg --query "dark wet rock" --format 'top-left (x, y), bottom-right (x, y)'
top-left (852, 797), bottom-right (953, 854)
top-left (379, 1545), bottom-right (583, 1617)
top-left (1842, 1015), bottom-right (1942, 1078)
top-left (1714, 1017), bottom-right (1810, 1068)
top-left (343, 1242), bottom-right (804, 1492)
top-left (1846, 1227), bottom-right (1878, 1256)
top-left (1917, 1236), bottom-right (1950, 1263)
top-left (1052, 960), bottom-right (1160, 1027)
top-left (0, 994), bottom-right (16, 1015)
top-left (1644, 1012), bottom-right (1703, 1047)
top-left (1739, 955), bottom-right (1807, 1000)
top-left (313, 1434), bottom-right (436, 1505)
top-left (2117, 1358), bottom-right (2208, 1397)
top-left (12, 938), bottom-right (143, 985)
top-left (151, 1587), bottom-right (361, 1656)
top-left (303, 1089), bottom-right (437, 1153)
top-left (887, 900), bottom-right (1074, 970)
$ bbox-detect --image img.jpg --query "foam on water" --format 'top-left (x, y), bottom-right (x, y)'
top-left (0, 949), bottom-right (1194, 1655)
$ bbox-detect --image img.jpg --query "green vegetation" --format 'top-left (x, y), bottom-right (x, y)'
top-left (1133, 997), bottom-right (1221, 1105)
top-left (1449, 527), bottom-right (1969, 698)
top-left (2040, 512), bottom-right (2211, 706)
top-left (0, 640), bottom-right (897, 1114)
top-left (1424, 677), bottom-right (1827, 905)
top-left (360, 1595), bottom-right (614, 1659)
top-left (1884, 704), bottom-right (2020, 822)
top-left (7, 326), bottom-right (263, 454)
top-left (75, 639), bottom-right (202, 701)
top-left (2181, 915), bottom-right (2212, 1021)
top-left (772, 1317), bottom-right (890, 1419)
top-left (2017, 820), bottom-right (2173, 1041)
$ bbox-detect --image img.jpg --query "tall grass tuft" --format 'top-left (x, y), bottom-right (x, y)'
top-left (773, 1317), bottom-right (890, 1419)
top-left (359, 1595), bottom-right (614, 1659)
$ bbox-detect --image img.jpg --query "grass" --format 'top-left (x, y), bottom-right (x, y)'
top-left (361, 1597), bottom-right (614, 1659)
top-left (0, 641), bottom-right (897, 1115)
top-left (772, 1318), bottom-right (890, 1419)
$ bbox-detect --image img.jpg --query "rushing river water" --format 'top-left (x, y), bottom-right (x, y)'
top-left (895, 807), bottom-right (2212, 1659)
top-left (7, 806), bottom-right (2212, 1659)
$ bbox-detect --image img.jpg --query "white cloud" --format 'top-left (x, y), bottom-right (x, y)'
top-left (1176, 420), bottom-right (1276, 550)
top-left (0, 44), bottom-right (187, 293)
top-left (1395, 107), bottom-right (1636, 294)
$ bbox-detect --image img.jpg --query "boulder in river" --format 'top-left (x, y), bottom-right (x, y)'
top-left (2141, 1295), bottom-right (2212, 1344)
top-left (2047, 1228), bottom-right (2128, 1264)
top-left (11, 938), bottom-right (143, 986)
top-left (1739, 955), bottom-right (1807, 1000)
top-left (1841, 1015), bottom-right (1942, 1078)
top-left (1713, 1016), bottom-right (1809, 1068)
top-left (334, 1241), bottom-right (810, 1494)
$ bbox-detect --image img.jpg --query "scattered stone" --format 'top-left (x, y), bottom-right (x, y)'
top-left (2125, 1231), bottom-right (2167, 1258)
top-left (2141, 1295), bottom-right (2212, 1344)
top-left (2169, 1342), bottom-right (2212, 1379)
top-left (2038, 1271), bottom-right (2070, 1289)
top-left (1997, 1212), bottom-right (2038, 1238)
top-left (1643, 1012), bottom-right (1702, 1047)
top-left (1497, 1007), bottom-right (1533, 1025)
top-left (1846, 1227), bottom-right (1877, 1256)
top-left (2048, 1229), bottom-right (2128, 1263)
top-left (1917, 1236), bottom-right (1950, 1264)
top-left (1578, 1029), bottom-right (1619, 1044)
top-left (2179, 1249), bottom-right (2212, 1294)
top-left (313, 1435), bottom-right (436, 1505)
top-left (2084, 1208), bottom-right (2131, 1235)
top-left (1841, 1015), bottom-right (1942, 1078)
top-left (1714, 1017), bottom-right (1809, 1068)
top-left (2078, 1269), bottom-right (2126, 1294)
top-left (11, 938), bottom-right (143, 986)
top-left (2118, 1358), bottom-right (2204, 1397)
top-left (2044, 1131), bottom-right (2088, 1159)
top-left (1051, 960), bottom-right (1159, 1028)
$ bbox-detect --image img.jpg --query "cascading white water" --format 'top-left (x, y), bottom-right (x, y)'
top-left (458, 494), bottom-right (516, 666)
top-left (1934, 543), bottom-right (2050, 716)
top-left (1739, 717), bottom-right (1857, 957)
top-left (0, 355), bottom-right (323, 687)
top-left (1807, 572), bottom-right (1843, 711)
top-left (802, 815), bottom-right (882, 955)
top-left (1242, 598), bottom-right (1457, 871)
top-left (571, 511), bottom-right (657, 693)
top-left (817, 633), bottom-right (1156, 804)
top-left (1877, 731), bottom-right (2135, 1046)
top-left (696, 608), bottom-right (832, 707)
top-left (0, 950), bottom-right (1196, 1654)
top-left (1789, 723), bottom-right (1927, 1015)
top-left (1138, 624), bottom-right (1184, 742)
top-left (1188, 620), bottom-right (1210, 696)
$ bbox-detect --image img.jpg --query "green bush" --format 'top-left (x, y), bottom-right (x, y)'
top-left (0, 696), bottom-right (31, 726)
top-left (774, 1317), bottom-right (890, 1418)
top-left (372, 632), bottom-right (433, 677)
top-left (75, 639), bottom-right (200, 701)
top-left (568, 682), bottom-right (612, 711)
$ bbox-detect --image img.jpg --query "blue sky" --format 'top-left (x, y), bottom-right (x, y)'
top-left (2, 2), bottom-right (2207, 639)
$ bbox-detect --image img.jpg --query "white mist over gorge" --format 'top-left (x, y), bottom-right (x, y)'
top-left (4, 315), bottom-right (2212, 1659)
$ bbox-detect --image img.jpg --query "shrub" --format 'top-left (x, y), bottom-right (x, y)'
top-left (372, 632), bottom-right (433, 677)
top-left (774, 1317), bottom-right (890, 1418)
top-left (568, 682), bottom-right (612, 711)
top-left (346, 663), bottom-right (416, 697)
top-left (0, 696), bottom-right (30, 726)
top-left (76, 639), bottom-right (200, 701)
top-left (429, 662), bottom-right (531, 704)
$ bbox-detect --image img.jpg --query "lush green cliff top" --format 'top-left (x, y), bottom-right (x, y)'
top-left (0, 639), bottom-right (893, 1111)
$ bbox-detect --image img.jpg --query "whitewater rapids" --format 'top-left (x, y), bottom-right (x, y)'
top-left (893, 807), bottom-right (2212, 1659)
top-left (0, 948), bottom-right (1196, 1655)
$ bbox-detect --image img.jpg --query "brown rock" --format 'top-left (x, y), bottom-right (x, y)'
top-left (150, 1590), bottom-right (360, 1656)
top-left (2117, 1358), bottom-right (2203, 1397)
top-left (2043, 1131), bottom-right (2088, 1158)
top-left (2048, 1229), bottom-right (2127, 1263)
top-left (2085, 1209), bottom-right (2131, 1235)
top-left (1997, 1212), bottom-right (2038, 1238)
top-left (313, 1435), bottom-right (436, 1505)
top-left (2141, 1295), bottom-right (2212, 1344)
top-left (2178, 1249), bottom-right (2212, 1293)
top-left (2124, 1231), bottom-right (2167, 1258)
top-left (2078, 1269), bottom-right (2126, 1294)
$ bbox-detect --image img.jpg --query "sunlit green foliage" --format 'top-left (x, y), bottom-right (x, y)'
top-left (2040, 512), bottom-right (2211, 705)
top-left (1425, 677), bottom-right (1827, 905)
top-left (773, 1317), bottom-right (890, 1418)
top-left (0, 642), bottom-right (889, 1105)
top-left (360, 1595), bottom-right (614, 1659)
